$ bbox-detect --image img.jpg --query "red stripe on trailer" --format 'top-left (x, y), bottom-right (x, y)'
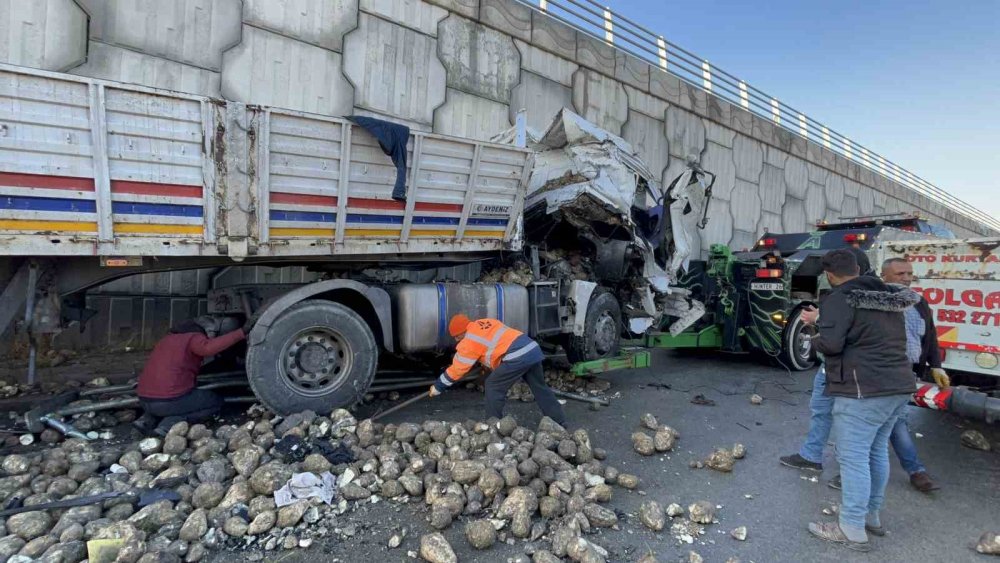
top-left (271, 192), bottom-right (338, 206)
top-left (110, 181), bottom-right (203, 198)
top-left (939, 341), bottom-right (1000, 354)
top-left (348, 197), bottom-right (463, 213)
top-left (0, 172), bottom-right (94, 191)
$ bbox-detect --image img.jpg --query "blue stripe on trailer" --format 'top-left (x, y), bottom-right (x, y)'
top-left (495, 284), bottom-right (505, 322)
top-left (344, 214), bottom-right (461, 226)
top-left (0, 196), bottom-right (96, 213)
top-left (269, 210), bottom-right (337, 223)
top-left (111, 201), bottom-right (203, 217)
top-left (468, 217), bottom-right (508, 226)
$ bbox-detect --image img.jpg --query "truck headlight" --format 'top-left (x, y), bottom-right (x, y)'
top-left (975, 353), bottom-right (999, 370)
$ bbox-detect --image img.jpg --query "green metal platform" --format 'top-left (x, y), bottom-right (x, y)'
top-left (624, 325), bottom-right (723, 349)
top-left (569, 349), bottom-right (652, 377)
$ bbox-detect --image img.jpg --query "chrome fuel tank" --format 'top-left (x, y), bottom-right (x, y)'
top-left (391, 283), bottom-right (530, 353)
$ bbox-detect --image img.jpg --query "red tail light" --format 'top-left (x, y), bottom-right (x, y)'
top-left (755, 268), bottom-right (783, 278)
top-left (843, 233), bottom-right (868, 243)
top-left (758, 237), bottom-right (777, 248)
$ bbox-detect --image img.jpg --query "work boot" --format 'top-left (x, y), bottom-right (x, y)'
top-left (808, 522), bottom-right (871, 552)
top-left (779, 454), bottom-right (823, 472)
top-left (909, 471), bottom-right (939, 492)
top-left (828, 474), bottom-right (842, 490)
top-left (132, 413), bottom-right (156, 433)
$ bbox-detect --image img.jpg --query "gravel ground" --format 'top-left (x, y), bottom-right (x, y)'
top-left (208, 349), bottom-right (1000, 563)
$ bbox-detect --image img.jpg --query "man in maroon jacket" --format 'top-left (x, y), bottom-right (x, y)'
top-left (136, 317), bottom-right (246, 435)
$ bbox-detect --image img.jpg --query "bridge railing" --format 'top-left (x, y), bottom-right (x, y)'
top-left (518, 0), bottom-right (999, 232)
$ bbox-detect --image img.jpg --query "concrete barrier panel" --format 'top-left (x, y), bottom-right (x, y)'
top-left (621, 112), bottom-right (669, 180)
top-left (509, 72), bottom-right (573, 133)
top-left (72, 42), bottom-right (221, 96)
top-left (615, 51), bottom-right (649, 91)
top-left (572, 69), bottom-right (628, 135)
top-left (783, 156), bottom-right (809, 199)
top-left (759, 164), bottom-right (787, 212)
top-left (666, 106), bottom-right (706, 161)
top-left (515, 39), bottom-right (577, 87)
top-left (530, 10), bottom-right (576, 61)
top-left (222, 26), bottom-right (354, 116)
top-left (733, 135), bottom-right (764, 182)
top-left (362, 0), bottom-right (448, 36)
top-left (0, 0), bottom-right (87, 71)
top-left (426, 0), bottom-right (479, 19)
top-left (79, 0), bottom-right (242, 71)
top-left (433, 88), bottom-right (511, 140)
top-left (625, 85), bottom-right (668, 120)
top-left (479, 0), bottom-right (530, 42)
top-left (342, 14), bottom-right (446, 125)
top-left (731, 179), bottom-right (762, 232)
top-left (244, 0), bottom-right (358, 51)
top-left (700, 142), bottom-right (734, 201)
top-left (439, 16), bottom-right (520, 103)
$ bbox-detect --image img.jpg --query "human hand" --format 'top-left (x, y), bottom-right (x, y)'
top-left (428, 385), bottom-right (441, 397)
top-left (931, 368), bottom-right (950, 389)
top-left (800, 305), bottom-right (819, 325)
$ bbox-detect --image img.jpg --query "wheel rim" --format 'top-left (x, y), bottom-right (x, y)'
top-left (279, 325), bottom-right (353, 397)
top-left (592, 311), bottom-right (617, 355)
top-left (791, 318), bottom-right (814, 365)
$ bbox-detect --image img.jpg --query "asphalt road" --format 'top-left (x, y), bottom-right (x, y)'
top-left (216, 349), bottom-right (1000, 563)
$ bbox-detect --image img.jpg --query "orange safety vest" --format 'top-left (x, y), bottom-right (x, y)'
top-left (444, 318), bottom-right (523, 381)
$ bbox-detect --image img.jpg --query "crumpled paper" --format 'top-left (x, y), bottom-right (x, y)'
top-left (274, 471), bottom-right (337, 507)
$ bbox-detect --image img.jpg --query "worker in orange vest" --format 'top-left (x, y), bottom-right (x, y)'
top-left (430, 314), bottom-right (566, 426)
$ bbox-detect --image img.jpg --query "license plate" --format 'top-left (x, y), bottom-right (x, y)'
top-left (750, 282), bottom-right (784, 291)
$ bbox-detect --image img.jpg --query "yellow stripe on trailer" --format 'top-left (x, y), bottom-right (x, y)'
top-left (113, 223), bottom-right (203, 235)
top-left (270, 227), bottom-right (335, 237)
top-left (409, 229), bottom-right (458, 237)
top-left (464, 230), bottom-right (506, 239)
top-left (0, 219), bottom-right (98, 232)
top-left (345, 228), bottom-right (403, 237)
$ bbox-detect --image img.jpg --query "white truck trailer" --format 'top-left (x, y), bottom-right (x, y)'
top-left (0, 64), bottom-right (713, 414)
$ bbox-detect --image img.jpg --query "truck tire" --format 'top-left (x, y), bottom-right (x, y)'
top-left (781, 307), bottom-right (817, 371)
top-left (565, 290), bottom-right (622, 363)
top-left (246, 300), bottom-right (378, 414)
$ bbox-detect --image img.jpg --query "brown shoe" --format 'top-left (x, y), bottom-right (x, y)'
top-left (910, 471), bottom-right (939, 493)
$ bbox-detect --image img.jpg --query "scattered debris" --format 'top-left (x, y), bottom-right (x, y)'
top-left (750, 394), bottom-right (763, 405)
top-left (632, 432), bottom-right (656, 456)
top-left (639, 500), bottom-right (666, 531)
top-left (419, 532), bottom-right (456, 563)
top-left (976, 531), bottom-right (1000, 555)
top-left (821, 504), bottom-right (839, 516)
top-left (731, 526), bottom-right (748, 541)
top-left (640, 413), bottom-right (659, 430)
top-left (665, 503), bottom-right (685, 518)
top-left (705, 448), bottom-right (736, 473)
top-left (690, 394), bottom-right (716, 407)
top-left (960, 430), bottom-right (991, 451)
top-left (731, 443), bottom-right (747, 459)
top-left (688, 501), bottom-right (715, 524)
top-left (688, 551), bottom-right (704, 563)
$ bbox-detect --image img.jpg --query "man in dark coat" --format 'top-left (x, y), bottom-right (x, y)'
top-left (804, 249), bottom-right (918, 552)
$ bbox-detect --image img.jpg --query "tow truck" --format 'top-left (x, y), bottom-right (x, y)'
top-left (637, 214), bottom-right (951, 370)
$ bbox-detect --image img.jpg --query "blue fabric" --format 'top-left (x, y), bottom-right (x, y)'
top-left (903, 306), bottom-right (925, 364)
top-left (346, 115), bottom-right (410, 201)
top-left (889, 407), bottom-right (926, 475)
top-left (832, 394), bottom-right (908, 531)
top-left (799, 366), bottom-right (834, 464)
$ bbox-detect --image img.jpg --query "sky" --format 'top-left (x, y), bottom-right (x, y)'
top-left (604, 0), bottom-right (1000, 223)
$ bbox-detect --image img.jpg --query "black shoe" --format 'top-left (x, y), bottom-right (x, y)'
top-left (132, 413), bottom-right (156, 433)
top-left (828, 474), bottom-right (842, 490)
top-left (780, 454), bottom-right (823, 472)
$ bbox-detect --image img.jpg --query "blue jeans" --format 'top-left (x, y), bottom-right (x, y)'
top-left (890, 408), bottom-right (926, 475)
top-left (832, 394), bottom-right (909, 532)
top-left (799, 366), bottom-right (834, 464)
top-left (799, 367), bottom-right (926, 475)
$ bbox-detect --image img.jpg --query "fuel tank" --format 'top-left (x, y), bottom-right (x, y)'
top-left (391, 283), bottom-right (530, 353)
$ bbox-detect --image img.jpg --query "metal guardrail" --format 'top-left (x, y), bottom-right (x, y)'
top-left (518, 0), bottom-right (1000, 233)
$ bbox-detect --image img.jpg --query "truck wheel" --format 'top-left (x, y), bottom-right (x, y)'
top-left (246, 300), bottom-right (377, 414)
top-left (565, 290), bottom-right (622, 363)
top-left (781, 307), bottom-right (817, 371)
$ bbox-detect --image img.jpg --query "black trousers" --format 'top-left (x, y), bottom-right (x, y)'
top-left (484, 359), bottom-right (566, 426)
top-left (140, 389), bottom-right (223, 432)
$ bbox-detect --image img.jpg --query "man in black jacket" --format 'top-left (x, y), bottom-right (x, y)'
top-left (806, 249), bottom-right (918, 552)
